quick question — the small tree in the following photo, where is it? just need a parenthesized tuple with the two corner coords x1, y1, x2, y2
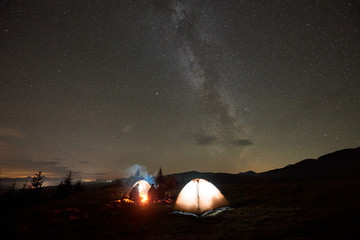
(74, 179, 84, 192)
(19, 181, 29, 192)
(30, 171, 45, 190)
(18, 181, 31, 201)
(6, 181, 16, 195)
(156, 167, 163, 186)
(63, 171, 73, 188)
(57, 171, 73, 195)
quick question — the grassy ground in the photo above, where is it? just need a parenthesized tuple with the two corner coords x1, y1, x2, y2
(1, 180, 359, 239)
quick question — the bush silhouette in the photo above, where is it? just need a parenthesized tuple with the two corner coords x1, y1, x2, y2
(6, 181, 16, 195)
(156, 167, 164, 186)
(30, 171, 45, 190)
(57, 171, 73, 195)
(74, 179, 84, 192)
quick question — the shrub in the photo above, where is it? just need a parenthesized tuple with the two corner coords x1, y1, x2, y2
(57, 172, 73, 195)
(30, 171, 45, 190)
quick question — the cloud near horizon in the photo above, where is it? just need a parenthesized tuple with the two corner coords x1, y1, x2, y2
(0, 157, 106, 178)
(0, 128, 25, 138)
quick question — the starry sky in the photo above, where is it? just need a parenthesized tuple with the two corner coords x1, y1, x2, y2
(1, 0, 359, 179)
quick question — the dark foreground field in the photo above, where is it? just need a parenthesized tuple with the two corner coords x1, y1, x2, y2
(1, 180, 360, 240)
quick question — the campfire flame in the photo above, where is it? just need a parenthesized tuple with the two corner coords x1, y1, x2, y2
(140, 194, 148, 203)
(132, 180, 151, 204)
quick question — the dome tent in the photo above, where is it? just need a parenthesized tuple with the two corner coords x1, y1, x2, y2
(174, 178, 230, 217)
(130, 180, 151, 202)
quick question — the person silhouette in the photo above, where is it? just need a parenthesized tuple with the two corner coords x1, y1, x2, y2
(147, 184, 157, 204)
(157, 184, 165, 201)
(129, 184, 140, 203)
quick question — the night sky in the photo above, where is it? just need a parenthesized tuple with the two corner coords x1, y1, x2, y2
(1, 0, 359, 179)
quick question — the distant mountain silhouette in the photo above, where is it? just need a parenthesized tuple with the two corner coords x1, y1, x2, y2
(260, 147, 360, 180)
(241, 170, 258, 176)
(169, 170, 259, 186)
(167, 147, 360, 184)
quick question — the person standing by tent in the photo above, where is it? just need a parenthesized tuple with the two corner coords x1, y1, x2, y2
(129, 183, 140, 203)
(147, 184, 157, 204)
(157, 184, 165, 202)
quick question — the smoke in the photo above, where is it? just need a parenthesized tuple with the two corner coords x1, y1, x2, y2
(124, 164, 155, 185)
(126, 164, 149, 177)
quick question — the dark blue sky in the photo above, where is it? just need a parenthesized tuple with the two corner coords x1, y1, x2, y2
(1, 0, 359, 179)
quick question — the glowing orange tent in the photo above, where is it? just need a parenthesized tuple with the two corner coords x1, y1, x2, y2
(130, 180, 151, 203)
(174, 178, 230, 217)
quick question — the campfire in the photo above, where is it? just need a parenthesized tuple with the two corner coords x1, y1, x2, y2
(112, 180, 174, 207)
(140, 194, 148, 203)
(135, 180, 150, 203)
(115, 194, 173, 206)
